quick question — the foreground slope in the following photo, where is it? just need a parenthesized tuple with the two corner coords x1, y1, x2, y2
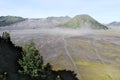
(62, 14, 108, 29)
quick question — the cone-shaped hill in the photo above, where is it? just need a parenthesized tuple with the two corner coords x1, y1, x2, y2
(62, 14, 108, 29)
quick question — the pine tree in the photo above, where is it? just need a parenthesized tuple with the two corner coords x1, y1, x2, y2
(2, 32, 10, 41)
(19, 40, 45, 79)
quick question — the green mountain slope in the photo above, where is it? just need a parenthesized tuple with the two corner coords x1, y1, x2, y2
(107, 21, 120, 27)
(0, 16, 26, 26)
(62, 14, 108, 29)
(46, 16, 71, 22)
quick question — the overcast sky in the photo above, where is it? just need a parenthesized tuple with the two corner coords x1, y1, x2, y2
(0, 0, 120, 23)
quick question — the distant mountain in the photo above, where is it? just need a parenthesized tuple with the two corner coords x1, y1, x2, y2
(107, 21, 120, 27)
(46, 16, 71, 24)
(0, 16, 26, 26)
(0, 16, 71, 30)
(0, 14, 108, 30)
(61, 14, 108, 29)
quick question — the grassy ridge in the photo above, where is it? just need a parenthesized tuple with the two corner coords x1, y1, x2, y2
(49, 54, 120, 80)
(0, 16, 25, 26)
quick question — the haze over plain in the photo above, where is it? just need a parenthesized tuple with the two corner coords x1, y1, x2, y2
(0, 0, 120, 23)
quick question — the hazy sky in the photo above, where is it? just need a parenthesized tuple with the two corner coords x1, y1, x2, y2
(0, 0, 120, 23)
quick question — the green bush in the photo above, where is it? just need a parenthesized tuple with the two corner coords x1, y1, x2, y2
(2, 32, 10, 41)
